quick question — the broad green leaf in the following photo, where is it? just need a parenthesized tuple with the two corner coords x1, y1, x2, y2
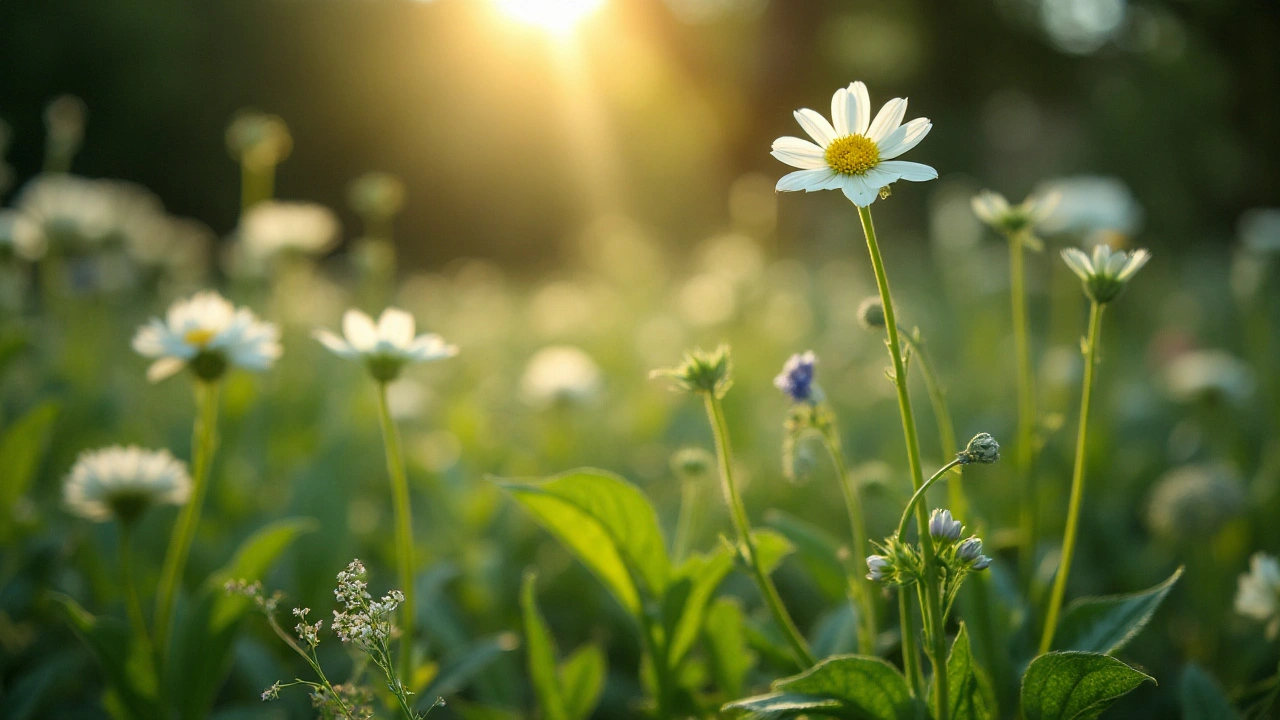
(667, 545, 734, 667)
(765, 509, 850, 602)
(521, 571, 568, 720)
(943, 624, 994, 720)
(752, 528, 796, 576)
(170, 518, 317, 720)
(704, 597, 753, 699)
(559, 644, 606, 720)
(773, 654, 919, 720)
(810, 602, 859, 658)
(499, 469, 670, 615)
(1053, 567, 1183, 655)
(51, 594, 161, 720)
(1021, 651, 1154, 720)
(0, 402, 59, 529)
(1179, 663, 1239, 720)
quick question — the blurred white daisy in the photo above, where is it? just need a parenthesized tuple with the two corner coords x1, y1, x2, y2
(0, 210, 48, 261)
(520, 345, 603, 408)
(1163, 349, 1256, 405)
(314, 307, 457, 382)
(1237, 552, 1280, 639)
(133, 290, 282, 382)
(232, 201, 339, 272)
(64, 446, 191, 524)
(1036, 175, 1143, 239)
(15, 175, 165, 252)
(971, 189, 1061, 246)
(1060, 243, 1151, 304)
(771, 81, 937, 206)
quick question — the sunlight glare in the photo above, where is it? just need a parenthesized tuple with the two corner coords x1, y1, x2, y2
(491, 0, 607, 36)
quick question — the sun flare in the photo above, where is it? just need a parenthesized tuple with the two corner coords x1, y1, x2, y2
(490, 0, 606, 36)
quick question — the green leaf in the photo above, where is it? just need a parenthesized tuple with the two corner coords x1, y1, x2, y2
(422, 633, 521, 701)
(723, 692, 846, 718)
(774, 655, 919, 720)
(1021, 651, 1154, 720)
(704, 597, 753, 700)
(765, 509, 850, 603)
(944, 624, 994, 720)
(1179, 663, 1239, 720)
(499, 469, 670, 616)
(0, 402, 59, 531)
(666, 545, 734, 667)
(521, 571, 568, 720)
(1052, 567, 1183, 655)
(559, 644, 606, 720)
(51, 594, 161, 720)
(170, 518, 317, 720)
(752, 528, 796, 576)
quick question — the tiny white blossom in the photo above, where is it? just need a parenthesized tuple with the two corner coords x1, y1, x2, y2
(1060, 243, 1151, 304)
(63, 446, 191, 524)
(519, 345, 603, 408)
(1237, 553, 1280, 639)
(314, 307, 457, 382)
(133, 290, 282, 382)
(771, 81, 937, 207)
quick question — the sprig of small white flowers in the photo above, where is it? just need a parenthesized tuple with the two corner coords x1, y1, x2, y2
(63, 446, 191, 524)
(314, 307, 457, 382)
(771, 81, 937, 206)
(133, 290, 281, 382)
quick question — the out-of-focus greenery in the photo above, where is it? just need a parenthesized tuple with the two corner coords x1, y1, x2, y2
(1, 1, 1279, 719)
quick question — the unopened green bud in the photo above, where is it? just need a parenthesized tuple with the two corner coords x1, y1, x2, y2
(650, 345, 733, 398)
(670, 447, 714, 480)
(857, 296, 886, 330)
(958, 432, 1000, 465)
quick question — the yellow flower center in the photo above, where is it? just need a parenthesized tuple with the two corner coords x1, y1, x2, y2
(184, 328, 216, 347)
(824, 134, 880, 176)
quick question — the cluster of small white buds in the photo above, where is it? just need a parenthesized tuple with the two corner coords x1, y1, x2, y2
(261, 680, 283, 702)
(224, 578, 283, 613)
(331, 559, 403, 652)
(293, 607, 323, 647)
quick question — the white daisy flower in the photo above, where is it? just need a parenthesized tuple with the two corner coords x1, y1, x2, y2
(64, 446, 191, 524)
(971, 189, 1061, 247)
(519, 345, 603, 408)
(1036, 175, 1143, 239)
(233, 201, 339, 272)
(132, 290, 282, 382)
(15, 175, 164, 252)
(1060, 243, 1151, 304)
(0, 210, 48, 261)
(1237, 552, 1280, 639)
(771, 81, 937, 207)
(314, 307, 457, 382)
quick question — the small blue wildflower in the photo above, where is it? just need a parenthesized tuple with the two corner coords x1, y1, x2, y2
(774, 351, 820, 403)
(956, 537, 984, 563)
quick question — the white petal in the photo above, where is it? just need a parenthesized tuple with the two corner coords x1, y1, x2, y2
(147, 358, 186, 383)
(313, 329, 359, 359)
(771, 137, 826, 170)
(777, 169, 838, 193)
(830, 87, 850, 136)
(407, 334, 459, 362)
(1061, 248, 1093, 280)
(342, 309, 378, 352)
(850, 82, 871, 135)
(1117, 249, 1151, 281)
(876, 118, 932, 160)
(794, 109, 837, 147)
(867, 98, 908, 143)
(377, 307, 416, 348)
(876, 160, 937, 182)
(971, 191, 1009, 224)
(840, 176, 881, 207)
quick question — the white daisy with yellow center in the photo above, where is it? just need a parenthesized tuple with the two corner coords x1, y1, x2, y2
(771, 81, 937, 207)
(314, 307, 458, 382)
(132, 290, 282, 382)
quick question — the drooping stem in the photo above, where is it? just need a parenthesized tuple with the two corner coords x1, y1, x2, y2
(154, 379, 221, 658)
(1039, 301, 1104, 654)
(817, 426, 878, 655)
(895, 459, 965, 541)
(672, 477, 699, 565)
(857, 205, 944, 714)
(117, 522, 152, 655)
(1008, 233, 1039, 589)
(703, 394, 816, 668)
(375, 382, 417, 683)
(901, 334, 965, 519)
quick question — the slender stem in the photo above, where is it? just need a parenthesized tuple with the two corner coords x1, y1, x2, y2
(1009, 234, 1039, 589)
(857, 205, 943, 713)
(240, 164, 274, 216)
(117, 522, 153, 656)
(375, 382, 417, 684)
(1039, 301, 1104, 654)
(895, 459, 965, 541)
(672, 478, 699, 565)
(154, 379, 220, 658)
(703, 394, 815, 668)
(900, 334, 964, 519)
(898, 592, 923, 694)
(817, 426, 878, 655)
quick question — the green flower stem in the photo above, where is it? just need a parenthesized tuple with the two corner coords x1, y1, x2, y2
(117, 522, 153, 656)
(816, 426, 878, 654)
(898, 592, 923, 693)
(154, 379, 221, 659)
(375, 381, 417, 684)
(240, 163, 274, 215)
(672, 477, 699, 565)
(703, 394, 816, 669)
(900, 334, 965, 519)
(894, 459, 965, 541)
(1008, 233, 1039, 588)
(856, 205, 946, 717)
(1039, 301, 1105, 655)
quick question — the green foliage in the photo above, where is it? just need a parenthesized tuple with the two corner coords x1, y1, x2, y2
(765, 509, 848, 603)
(1178, 663, 1239, 720)
(520, 571, 605, 720)
(704, 598, 753, 699)
(723, 654, 922, 719)
(1020, 652, 1154, 720)
(51, 594, 159, 720)
(0, 402, 59, 538)
(1051, 567, 1183, 655)
(941, 624, 995, 720)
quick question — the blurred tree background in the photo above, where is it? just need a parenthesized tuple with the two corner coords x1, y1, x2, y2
(2, 0, 1277, 271)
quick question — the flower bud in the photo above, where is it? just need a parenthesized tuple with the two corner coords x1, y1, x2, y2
(956, 537, 984, 563)
(650, 345, 733, 398)
(670, 447, 715, 481)
(929, 509, 962, 543)
(959, 432, 1000, 465)
(857, 296, 886, 330)
(867, 554, 893, 582)
(972, 555, 992, 571)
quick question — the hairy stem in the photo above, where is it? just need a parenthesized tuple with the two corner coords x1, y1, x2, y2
(376, 382, 417, 684)
(1039, 301, 1104, 654)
